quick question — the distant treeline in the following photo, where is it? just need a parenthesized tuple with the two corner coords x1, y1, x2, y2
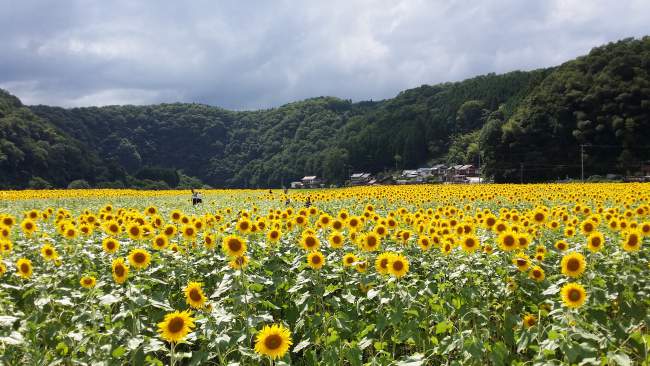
(1, 37, 649, 189)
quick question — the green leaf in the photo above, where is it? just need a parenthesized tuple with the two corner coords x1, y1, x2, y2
(111, 345, 126, 358)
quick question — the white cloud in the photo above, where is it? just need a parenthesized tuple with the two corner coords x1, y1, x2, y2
(0, 0, 648, 109)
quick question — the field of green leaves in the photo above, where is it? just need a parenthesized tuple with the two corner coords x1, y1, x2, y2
(0, 184, 648, 365)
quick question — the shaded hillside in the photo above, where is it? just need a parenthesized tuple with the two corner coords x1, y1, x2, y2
(481, 37, 650, 182)
(0, 36, 647, 188)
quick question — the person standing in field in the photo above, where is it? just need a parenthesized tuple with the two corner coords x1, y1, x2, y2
(191, 189, 203, 206)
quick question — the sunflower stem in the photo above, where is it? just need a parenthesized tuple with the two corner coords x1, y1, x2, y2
(170, 341, 176, 366)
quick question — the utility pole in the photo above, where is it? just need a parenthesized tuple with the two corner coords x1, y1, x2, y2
(520, 162, 524, 184)
(477, 140, 481, 183)
(580, 144, 585, 183)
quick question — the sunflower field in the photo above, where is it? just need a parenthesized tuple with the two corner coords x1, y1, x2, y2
(0, 184, 649, 365)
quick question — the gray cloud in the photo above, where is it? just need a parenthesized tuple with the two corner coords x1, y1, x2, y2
(0, 0, 648, 109)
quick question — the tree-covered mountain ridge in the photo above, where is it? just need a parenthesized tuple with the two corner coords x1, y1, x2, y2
(1, 36, 649, 189)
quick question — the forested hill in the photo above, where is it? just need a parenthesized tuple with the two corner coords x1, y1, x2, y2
(2, 37, 649, 189)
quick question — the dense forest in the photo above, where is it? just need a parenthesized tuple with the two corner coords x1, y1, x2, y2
(2, 37, 649, 189)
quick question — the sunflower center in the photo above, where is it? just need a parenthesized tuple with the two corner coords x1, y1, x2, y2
(114, 264, 125, 276)
(566, 258, 580, 271)
(366, 236, 377, 247)
(168, 317, 185, 333)
(504, 236, 515, 247)
(20, 263, 30, 273)
(156, 238, 165, 246)
(591, 237, 601, 247)
(403, 233, 410, 240)
(533, 270, 542, 278)
(264, 334, 283, 350)
(311, 255, 321, 264)
(84, 278, 92, 285)
(516, 258, 527, 266)
(133, 252, 146, 263)
(228, 239, 242, 252)
(534, 213, 544, 222)
(45, 248, 53, 256)
(465, 239, 475, 247)
(271, 231, 278, 239)
(240, 222, 249, 230)
(189, 288, 202, 302)
(627, 234, 639, 247)
(380, 258, 388, 268)
(130, 227, 140, 236)
(392, 260, 404, 271)
(346, 257, 355, 264)
(568, 289, 582, 302)
(305, 237, 316, 247)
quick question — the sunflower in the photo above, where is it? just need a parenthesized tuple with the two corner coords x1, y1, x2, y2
(254, 324, 293, 360)
(40, 244, 59, 261)
(621, 230, 642, 252)
(162, 224, 177, 237)
(375, 252, 392, 274)
(112, 258, 129, 284)
(498, 231, 518, 251)
(342, 253, 357, 267)
(222, 235, 247, 257)
(356, 260, 368, 273)
(170, 210, 182, 222)
(126, 223, 142, 240)
(1, 215, 15, 227)
(158, 310, 196, 343)
(586, 232, 604, 252)
(307, 251, 325, 270)
(560, 282, 587, 309)
(512, 253, 530, 272)
(328, 232, 344, 249)
(267, 229, 282, 243)
(0, 261, 6, 276)
(16, 258, 33, 279)
(128, 248, 152, 270)
(236, 218, 252, 233)
(99, 237, 119, 254)
(104, 220, 121, 236)
(528, 266, 545, 282)
(417, 236, 432, 251)
(152, 234, 169, 250)
(460, 234, 480, 253)
(80, 276, 96, 289)
(203, 233, 216, 250)
(561, 252, 586, 277)
(523, 314, 537, 328)
(517, 233, 531, 249)
(185, 282, 207, 309)
(181, 225, 196, 240)
(299, 233, 320, 252)
(20, 219, 37, 235)
(580, 220, 596, 235)
(388, 253, 409, 278)
(360, 232, 380, 252)
(229, 255, 249, 270)
(554, 240, 568, 251)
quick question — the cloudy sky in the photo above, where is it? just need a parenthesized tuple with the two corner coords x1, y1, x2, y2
(0, 0, 648, 110)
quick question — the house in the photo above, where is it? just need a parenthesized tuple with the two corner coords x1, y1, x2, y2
(431, 164, 447, 176)
(401, 170, 419, 179)
(290, 181, 304, 189)
(301, 176, 323, 188)
(350, 173, 373, 186)
(416, 167, 434, 177)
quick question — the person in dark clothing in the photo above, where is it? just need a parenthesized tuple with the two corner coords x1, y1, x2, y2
(191, 189, 203, 205)
(305, 196, 311, 208)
